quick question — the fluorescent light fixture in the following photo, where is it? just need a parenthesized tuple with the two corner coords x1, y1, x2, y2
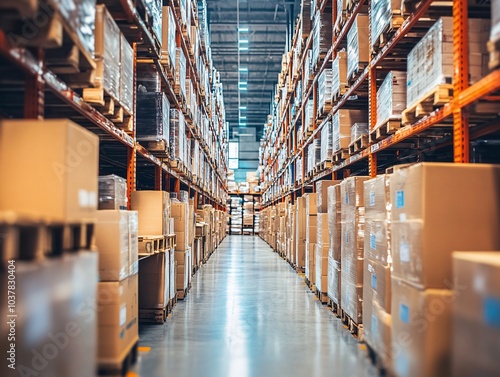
(238, 39, 249, 44)
(238, 46, 249, 51)
(239, 123, 246, 126)
(238, 27, 249, 32)
(239, 81, 247, 85)
(239, 116, 247, 120)
(239, 106, 247, 110)
(239, 67, 248, 72)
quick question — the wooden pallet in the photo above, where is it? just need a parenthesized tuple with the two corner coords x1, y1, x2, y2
(402, 84, 453, 125)
(98, 339, 139, 375)
(177, 286, 189, 300)
(295, 266, 305, 274)
(332, 149, 349, 162)
(371, 13, 405, 54)
(348, 62, 368, 84)
(139, 306, 168, 324)
(318, 160, 332, 172)
(140, 139, 169, 159)
(348, 135, 369, 155)
(341, 310, 363, 341)
(327, 298, 342, 318)
(315, 288, 328, 304)
(488, 37, 500, 70)
(332, 85, 349, 103)
(138, 235, 174, 256)
(83, 87, 133, 131)
(369, 119, 402, 142)
(0, 216, 96, 265)
(305, 278, 316, 292)
(166, 234, 177, 249)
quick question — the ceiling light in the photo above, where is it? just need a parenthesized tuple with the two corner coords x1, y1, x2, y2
(239, 106, 247, 110)
(239, 67, 248, 72)
(238, 27, 249, 32)
(239, 39, 249, 44)
(239, 81, 247, 85)
(239, 116, 247, 120)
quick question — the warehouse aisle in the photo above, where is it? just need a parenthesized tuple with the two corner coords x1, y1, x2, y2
(136, 236, 375, 377)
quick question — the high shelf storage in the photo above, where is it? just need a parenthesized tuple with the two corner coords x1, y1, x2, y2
(0, 0, 228, 209)
(260, 0, 500, 206)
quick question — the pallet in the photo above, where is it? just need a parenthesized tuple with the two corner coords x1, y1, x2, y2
(139, 306, 168, 323)
(369, 119, 402, 142)
(327, 298, 342, 318)
(305, 278, 316, 292)
(295, 266, 305, 274)
(348, 62, 368, 84)
(402, 84, 453, 125)
(348, 135, 369, 155)
(0, 217, 95, 265)
(366, 342, 390, 375)
(98, 339, 139, 375)
(332, 149, 349, 163)
(140, 139, 169, 159)
(82, 87, 133, 131)
(371, 13, 405, 55)
(332, 85, 349, 103)
(317, 160, 332, 172)
(488, 37, 500, 70)
(315, 288, 328, 304)
(341, 310, 363, 341)
(177, 286, 189, 300)
(138, 235, 167, 256)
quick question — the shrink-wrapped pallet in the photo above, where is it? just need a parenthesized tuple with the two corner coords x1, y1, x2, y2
(120, 34, 134, 114)
(98, 175, 128, 210)
(318, 68, 333, 115)
(375, 71, 406, 129)
(350, 122, 369, 143)
(320, 120, 333, 163)
(347, 14, 370, 81)
(170, 109, 186, 163)
(370, 0, 403, 49)
(144, 0, 162, 42)
(331, 51, 348, 102)
(136, 92, 170, 143)
(332, 110, 367, 152)
(162, 6, 177, 69)
(312, 6, 333, 69)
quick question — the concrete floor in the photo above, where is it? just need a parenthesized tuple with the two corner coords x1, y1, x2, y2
(135, 236, 377, 377)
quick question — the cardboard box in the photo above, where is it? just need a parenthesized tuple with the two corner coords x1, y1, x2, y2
(306, 215, 318, 244)
(128, 211, 139, 276)
(316, 213, 330, 247)
(452, 252, 500, 377)
(97, 274, 138, 365)
(296, 240, 306, 268)
(327, 256, 341, 305)
(364, 258, 391, 313)
(364, 218, 390, 266)
(305, 193, 318, 216)
(175, 250, 187, 266)
(0, 119, 99, 223)
(95, 210, 130, 281)
(391, 278, 453, 377)
(316, 180, 341, 213)
(0, 253, 98, 377)
(131, 191, 170, 236)
(364, 300, 392, 369)
(391, 163, 500, 289)
(169, 250, 175, 300)
(139, 253, 169, 308)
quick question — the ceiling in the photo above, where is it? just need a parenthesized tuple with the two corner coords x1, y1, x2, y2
(207, 0, 301, 141)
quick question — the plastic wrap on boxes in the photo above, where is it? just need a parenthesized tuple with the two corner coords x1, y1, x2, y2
(320, 120, 333, 163)
(95, 5, 120, 99)
(170, 109, 186, 162)
(371, 0, 402, 48)
(301, 0, 312, 37)
(318, 69, 333, 114)
(179, 190, 189, 203)
(57, 0, 96, 57)
(143, 0, 162, 42)
(162, 6, 177, 68)
(312, 7, 333, 68)
(327, 184, 341, 261)
(0, 254, 97, 377)
(136, 92, 170, 142)
(341, 176, 369, 222)
(332, 110, 367, 152)
(331, 50, 348, 101)
(347, 14, 370, 81)
(407, 17, 490, 108)
(350, 122, 369, 142)
(99, 175, 128, 210)
(492, 0, 500, 44)
(375, 71, 406, 129)
(327, 257, 341, 305)
(363, 300, 392, 368)
(120, 34, 134, 114)
(137, 64, 160, 92)
(176, 48, 187, 99)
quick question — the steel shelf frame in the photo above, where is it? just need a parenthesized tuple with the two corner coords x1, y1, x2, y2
(0, 1, 228, 211)
(261, 0, 500, 207)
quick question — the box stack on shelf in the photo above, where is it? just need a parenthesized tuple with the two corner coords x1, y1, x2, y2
(229, 196, 243, 235)
(305, 193, 317, 288)
(0, 0, 231, 372)
(327, 184, 342, 312)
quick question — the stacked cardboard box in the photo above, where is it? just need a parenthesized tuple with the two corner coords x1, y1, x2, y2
(172, 201, 191, 297)
(332, 110, 367, 153)
(340, 176, 369, 325)
(315, 181, 340, 293)
(95, 210, 139, 368)
(305, 193, 317, 286)
(390, 163, 500, 377)
(347, 14, 369, 81)
(287, 204, 297, 265)
(362, 175, 392, 368)
(295, 197, 307, 269)
(327, 184, 342, 307)
(375, 71, 406, 130)
(452, 252, 500, 377)
(0, 119, 99, 377)
(131, 191, 173, 310)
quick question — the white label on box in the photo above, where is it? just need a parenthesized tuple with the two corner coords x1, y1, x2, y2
(400, 241, 410, 263)
(369, 191, 375, 207)
(399, 213, 407, 222)
(120, 305, 127, 327)
(78, 189, 90, 208)
(371, 314, 378, 336)
(89, 191, 97, 208)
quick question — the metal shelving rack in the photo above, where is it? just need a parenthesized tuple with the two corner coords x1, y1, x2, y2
(0, 0, 228, 210)
(261, 0, 500, 207)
